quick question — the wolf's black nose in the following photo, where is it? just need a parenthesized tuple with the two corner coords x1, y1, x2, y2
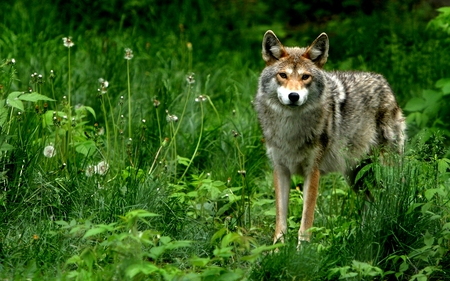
(288, 92, 299, 102)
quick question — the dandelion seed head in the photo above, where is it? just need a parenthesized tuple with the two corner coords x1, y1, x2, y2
(195, 95, 207, 102)
(153, 99, 160, 108)
(43, 144, 56, 158)
(98, 78, 109, 94)
(62, 37, 74, 48)
(186, 73, 195, 84)
(85, 165, 96, 177)
(124, 48, 134, 60)
(7, 58, 16, 65)
(238, 170, 246, 177)
(166, 114, 178, 123)
(96, 161, 109, 176)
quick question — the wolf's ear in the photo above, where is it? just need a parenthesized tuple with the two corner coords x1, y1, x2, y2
(303, 33, 329, 68)
(262, 30, 287, 64)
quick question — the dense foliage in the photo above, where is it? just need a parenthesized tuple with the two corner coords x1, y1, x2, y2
(1, 0, 450, 280)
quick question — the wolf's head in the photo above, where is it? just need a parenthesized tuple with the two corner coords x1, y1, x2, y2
(259, 31, 329, 108)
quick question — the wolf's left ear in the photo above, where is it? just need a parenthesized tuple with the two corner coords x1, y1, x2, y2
(303, 33, 329, 68)
(262, 30, 287, 65)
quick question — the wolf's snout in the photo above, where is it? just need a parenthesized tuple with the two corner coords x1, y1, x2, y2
(288, 92, 300, 102)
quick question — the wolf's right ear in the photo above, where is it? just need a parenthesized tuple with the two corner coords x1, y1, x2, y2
(262, 30, 287, 65)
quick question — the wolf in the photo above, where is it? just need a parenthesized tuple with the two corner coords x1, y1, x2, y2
(254, 30, 406, 246)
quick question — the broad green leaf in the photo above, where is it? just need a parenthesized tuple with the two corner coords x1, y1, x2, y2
(75, 105, 96, 119)
(216, 203, 232, 217)
(149, 245, 166, 259)
(435, 77, 450, 88)
(19, 92, 55, 102)
(211, 228, 227, 244)
(83, 227, 108, 238)
(126, 209, 160, 219)
(399, 261, 409, 272)
(403, 97, 426, 112)
(422, 89, 442, 105)
(341, 272, 358, 278)
(213, 246, 234, 258)
(442, 83, 450, 95)
(6, 92, 24, 111)
(177, 155, 190, 166)
(164, 240, 191, 250)
(354, 163, 372, 183)
(65, 255, 82, 265)
(423, 230, 434, 247)
(424, 188, 447, 201)
(83, 224, 115, 238)
(1, 142, 14, 151)
(54, 220, 69, 227)
(126, 262, 159, 278)
(438, 159, 449, 174)
(75, 140, 97, 157)
(159, 236, 172, 245)
(437, 6, 450, 13)
(189, 256, 211, 267)
(241, 244, 283, 262)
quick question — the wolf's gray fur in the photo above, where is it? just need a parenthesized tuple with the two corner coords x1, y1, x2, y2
(255, 30, 406, 244)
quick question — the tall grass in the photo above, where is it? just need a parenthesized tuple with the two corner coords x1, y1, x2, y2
(1, 0, 450, 280)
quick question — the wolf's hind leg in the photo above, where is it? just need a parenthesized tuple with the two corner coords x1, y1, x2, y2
(346, 158, 374, 202)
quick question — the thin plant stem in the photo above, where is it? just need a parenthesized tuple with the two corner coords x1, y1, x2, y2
(68, 48, 71, 108)
(101, 95, 111, 160)
(179, 101, 203, 182)
(205, 95, 221, 123)
(156, 107, 162, 143)
(65, 47, 72, 165)
(148, 142, 164, 175)
(163, 83, 192, 161)
(233, 134, 249, 227)
(127, 59, 132, 139)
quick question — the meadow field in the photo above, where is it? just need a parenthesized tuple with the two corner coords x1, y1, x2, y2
(1, 0, 450, 280)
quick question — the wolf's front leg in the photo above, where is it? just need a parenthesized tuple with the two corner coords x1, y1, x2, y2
(273, 165, 291, 244)
(298, 167, 320, 244)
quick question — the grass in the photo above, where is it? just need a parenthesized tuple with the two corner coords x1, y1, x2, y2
(1, 0, 450, 280)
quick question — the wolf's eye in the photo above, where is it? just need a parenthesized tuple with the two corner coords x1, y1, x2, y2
(301, 74, 311, 80)
(279, 73, 288, 79)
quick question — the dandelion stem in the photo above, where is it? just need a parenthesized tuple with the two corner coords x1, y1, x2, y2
(180, 101, 203, 182)
(68, 48, 71, 108)
(206, 95, 221, 123)
(156, 107, 162, 143)
(163, 83, 192, 162)
(101, 95, 111, 159)
(127, 59, 132, 139)
(148, 142, 164, 175)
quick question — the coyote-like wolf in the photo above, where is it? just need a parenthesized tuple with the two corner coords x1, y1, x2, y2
(254, 30, 406, 245)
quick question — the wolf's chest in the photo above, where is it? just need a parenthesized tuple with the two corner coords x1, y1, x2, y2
(263, 116, 320, 175)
